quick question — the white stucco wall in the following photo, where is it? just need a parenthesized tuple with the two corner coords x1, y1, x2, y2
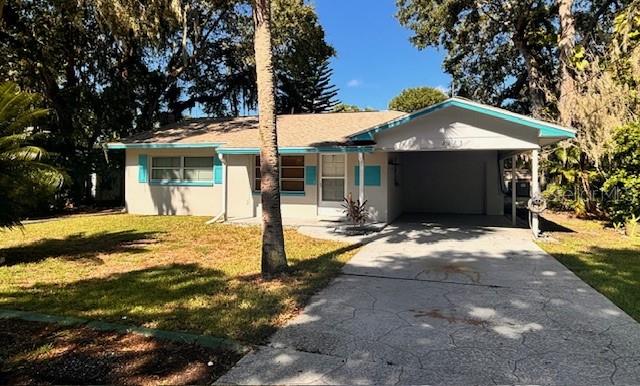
(346, 152, 389, 223)
(399, 150, 503, 215)
(125, 148, 221, 216)
(375, 106, 540, 152)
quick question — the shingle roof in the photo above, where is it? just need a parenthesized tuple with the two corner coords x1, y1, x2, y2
(113, 111, 406, 148)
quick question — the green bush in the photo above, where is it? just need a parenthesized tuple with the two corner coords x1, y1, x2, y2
(603, 123, 640, 223)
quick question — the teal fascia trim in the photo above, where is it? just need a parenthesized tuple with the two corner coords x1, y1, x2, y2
(150, 180, 214, 187)
(107, 142, 223, 149)
(354, 165, 381, 186)
(218, 146, 374, 155)
(305, 166, 317, 185)
(252, 191, 305, 196)
(349, 98, 575, 141)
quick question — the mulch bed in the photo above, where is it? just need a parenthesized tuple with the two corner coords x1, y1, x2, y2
(0, 318, 242, 385)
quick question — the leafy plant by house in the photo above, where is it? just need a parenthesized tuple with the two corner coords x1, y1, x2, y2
(0, 82, 63, 228)
(342, 193, 368, 225)
(603, 123, 640, 224)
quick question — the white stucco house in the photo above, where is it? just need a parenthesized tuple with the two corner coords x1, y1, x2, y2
(107, 97, 574, 234)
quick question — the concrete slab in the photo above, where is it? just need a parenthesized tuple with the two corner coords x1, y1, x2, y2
(217, 215, 640, 385)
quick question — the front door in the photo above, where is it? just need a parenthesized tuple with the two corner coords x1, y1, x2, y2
(318, 154, 346, 218)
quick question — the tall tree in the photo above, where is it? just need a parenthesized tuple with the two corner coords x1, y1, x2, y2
(395, 0, 626, 118)
(253, 0, 287, 274)
(278, 58, 339, 113)
(557, 0, 577, 126)
(1, 0, 336, 209)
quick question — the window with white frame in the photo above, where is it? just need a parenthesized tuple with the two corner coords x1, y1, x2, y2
(254, 155, 305, 192)
(151, 156, 214, 183)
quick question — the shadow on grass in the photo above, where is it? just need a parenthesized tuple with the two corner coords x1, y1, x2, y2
(539, 215, 575, 233)
(551, 246, 640, 322)
(0, 242, 357, 343)
(0, 230, 161, 266)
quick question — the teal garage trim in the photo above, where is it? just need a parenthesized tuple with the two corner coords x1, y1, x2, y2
(349, 97, 576, 141)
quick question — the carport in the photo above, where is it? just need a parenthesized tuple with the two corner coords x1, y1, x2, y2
(348, 98, 576, 235)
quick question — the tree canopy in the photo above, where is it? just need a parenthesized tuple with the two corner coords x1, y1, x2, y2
(0, 0, 339, 207)
(388, 86, 447, 113)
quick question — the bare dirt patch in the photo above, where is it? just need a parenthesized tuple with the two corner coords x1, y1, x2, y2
(0, 318, 242, 385)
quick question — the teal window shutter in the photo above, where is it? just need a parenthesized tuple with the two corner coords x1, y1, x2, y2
(213, 156, 223, 184)
(305, 166, 317, 185)
(354, 165, 381, 186)
(138, 154, 148, 183)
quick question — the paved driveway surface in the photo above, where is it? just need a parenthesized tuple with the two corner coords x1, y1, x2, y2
(218, 216, 640, 385)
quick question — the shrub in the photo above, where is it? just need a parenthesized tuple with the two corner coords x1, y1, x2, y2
(603, 123, 640, 223)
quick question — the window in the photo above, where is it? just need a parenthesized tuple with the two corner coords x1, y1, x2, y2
(321, 154, 345, 202)
(151, 157, 181, 181)
(151, 156, 214, 183)
(255, 155, 305, 192)
(184, 157, 214, 182)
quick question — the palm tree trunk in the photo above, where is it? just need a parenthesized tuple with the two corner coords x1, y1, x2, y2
(558, 0, 576, 127)
(253, 0, 287, 275)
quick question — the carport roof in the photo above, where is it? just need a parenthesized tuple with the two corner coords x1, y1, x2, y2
(348, 97, 576, 141)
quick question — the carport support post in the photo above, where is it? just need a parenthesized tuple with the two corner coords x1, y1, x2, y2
(358, 152, 365, 205)
(531, 149, 540, 237)
(512, 155, 517, 225)
(219, 153, 227, 221)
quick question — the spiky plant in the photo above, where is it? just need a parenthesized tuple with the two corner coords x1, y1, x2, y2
(0, 82, 63, 228)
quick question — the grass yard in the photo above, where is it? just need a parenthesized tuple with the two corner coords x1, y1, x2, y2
(0, 214, 359, 344)
(538, 212, 640, 322)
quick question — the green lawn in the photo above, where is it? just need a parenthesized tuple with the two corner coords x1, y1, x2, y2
(0, 214, 359, 343)
(538, 212, 640, 322)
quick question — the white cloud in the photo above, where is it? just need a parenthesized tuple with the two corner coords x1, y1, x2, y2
(347, 79, 363, 88)
(435, 85, 450, 96)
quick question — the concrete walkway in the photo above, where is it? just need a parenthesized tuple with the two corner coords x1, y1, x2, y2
(218, 216, 640, 385)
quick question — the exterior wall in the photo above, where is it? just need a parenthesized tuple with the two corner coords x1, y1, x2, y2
(125, 148, 221, 216)
(346, 152, 389, 223)
(399, 150, 503, 215)
(375, 106, 540, 152)
(226, 154, 254, 219)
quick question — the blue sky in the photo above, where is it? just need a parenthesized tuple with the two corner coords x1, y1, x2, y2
(313, 0, 451, 111)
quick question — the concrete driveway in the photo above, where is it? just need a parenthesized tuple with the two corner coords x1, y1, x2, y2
(218, 215, 640, 385)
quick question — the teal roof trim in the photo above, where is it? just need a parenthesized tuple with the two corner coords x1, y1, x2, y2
(350, 98, 576, 141)
(217, 146, 375, 155)
(107, 142, 223, 149)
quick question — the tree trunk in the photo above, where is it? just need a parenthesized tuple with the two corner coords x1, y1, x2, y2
(514, 38, 547, 118)
(557, 0, 576, 127)
(253, 0, 287, 275)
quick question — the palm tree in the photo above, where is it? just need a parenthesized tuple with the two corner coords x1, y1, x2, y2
(253, 0, 287, 274)
(0, 82, 63, 228)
